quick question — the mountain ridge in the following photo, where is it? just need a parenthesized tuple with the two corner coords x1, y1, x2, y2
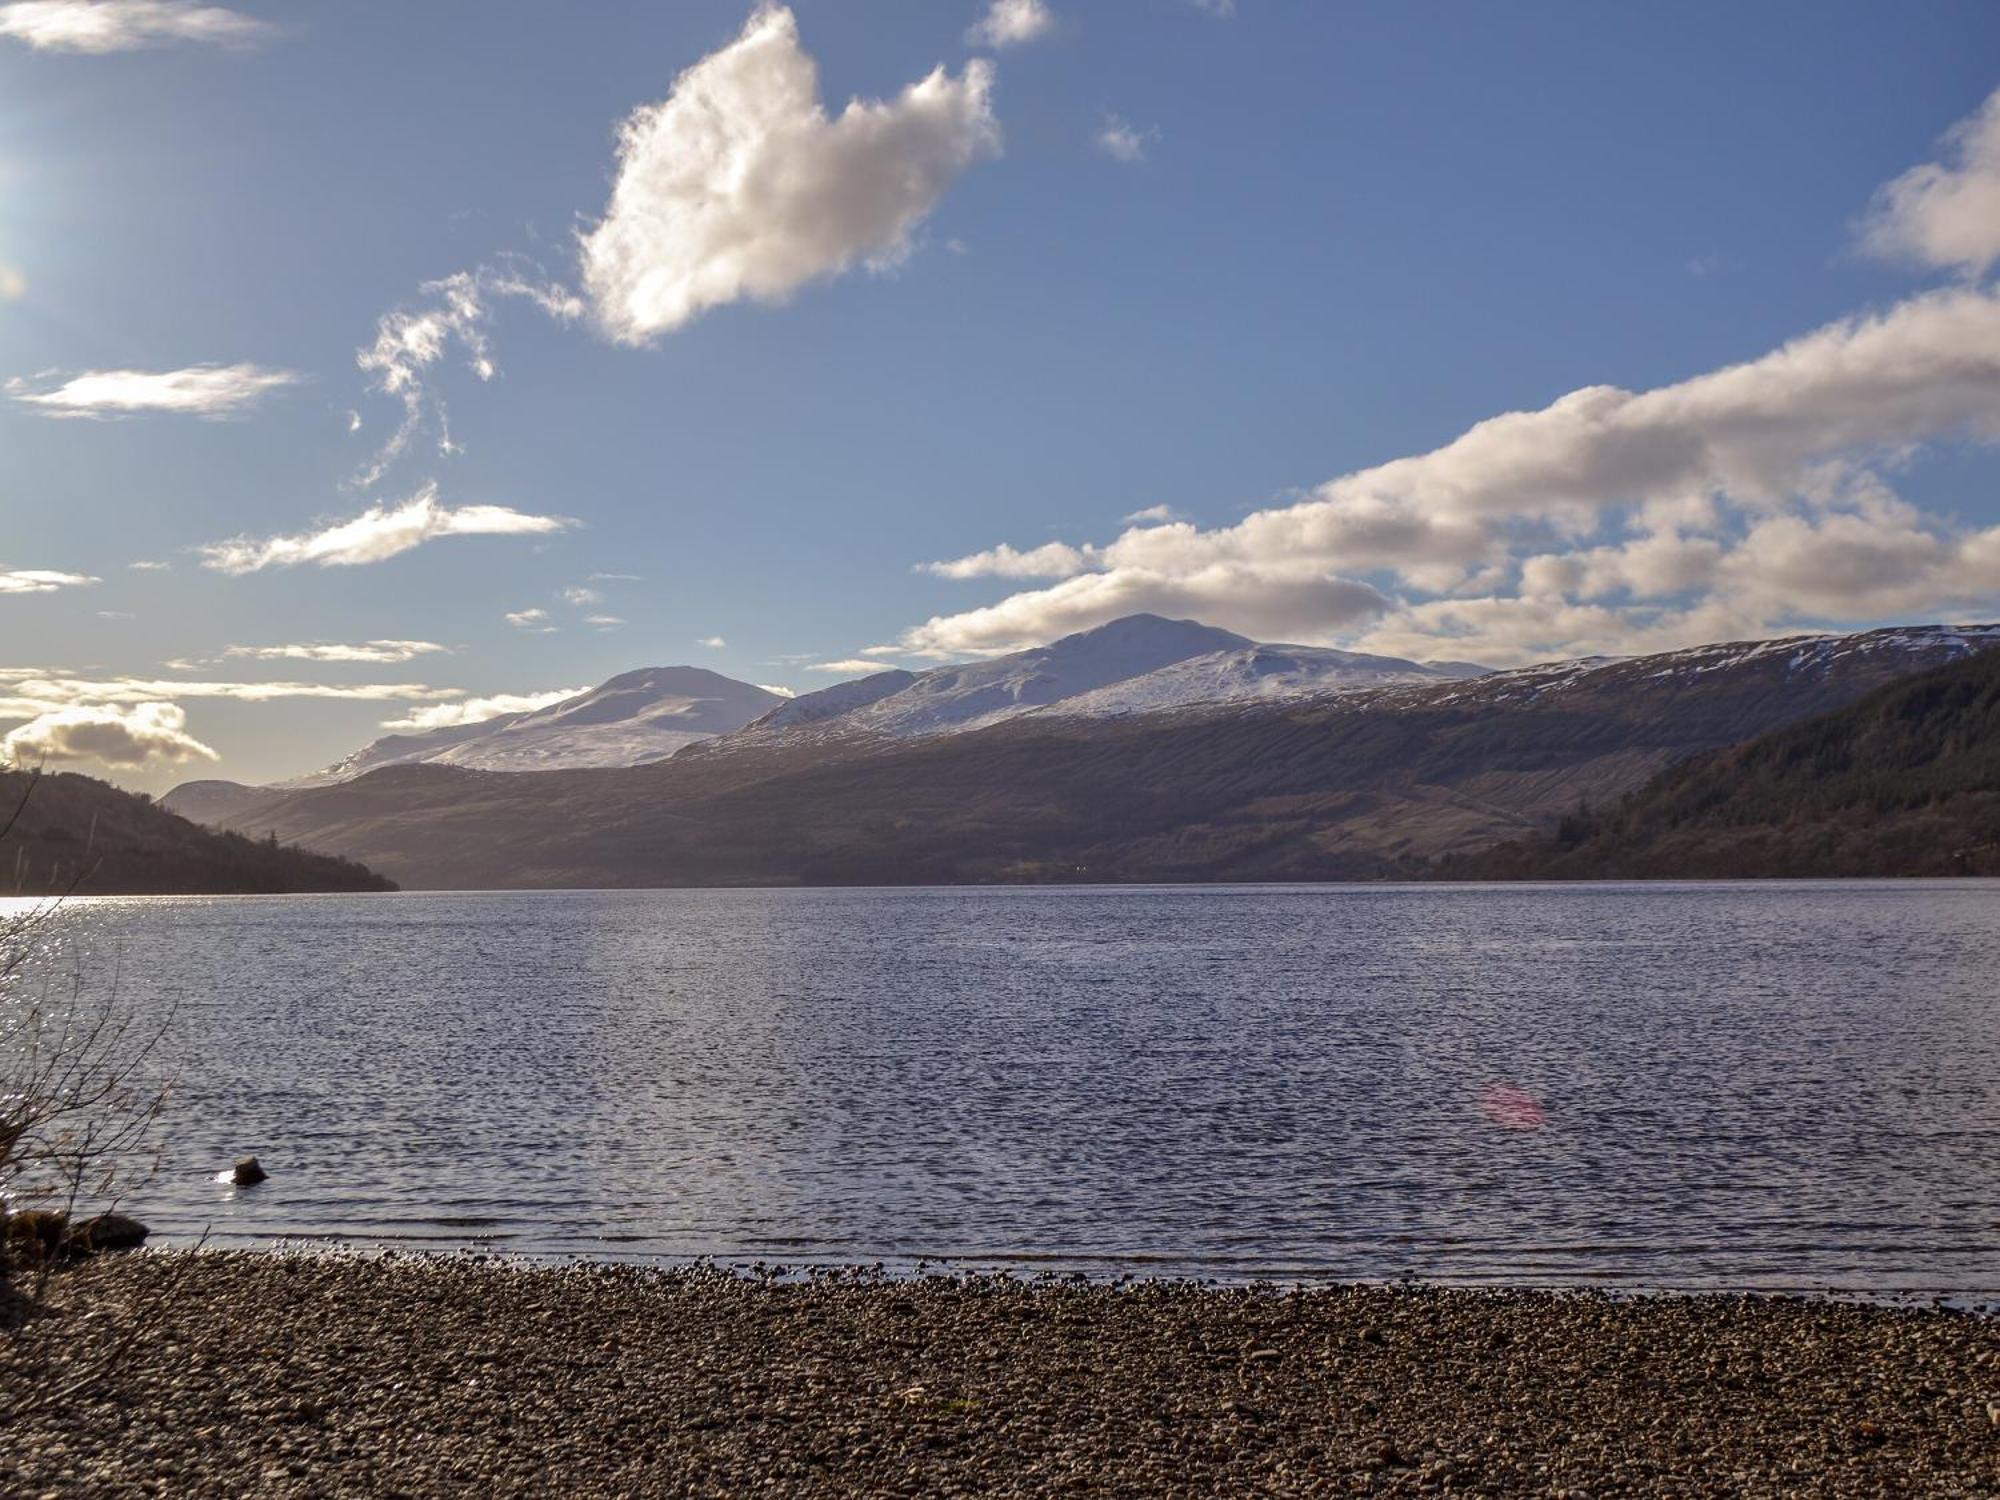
(162, 618, 2000, 889)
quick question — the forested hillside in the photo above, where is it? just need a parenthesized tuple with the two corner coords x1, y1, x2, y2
(1445, 649, 2000, 879)
(0, 770, 395, 895)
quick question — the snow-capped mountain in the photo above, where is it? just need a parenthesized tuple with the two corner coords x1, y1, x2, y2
(285, 667, 786, 785)
(720, 615, 1477, 750)
(1043, 641, 1486, 719)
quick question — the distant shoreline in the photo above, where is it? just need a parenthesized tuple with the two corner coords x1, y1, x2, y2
(6, 1252, 1993, 1495)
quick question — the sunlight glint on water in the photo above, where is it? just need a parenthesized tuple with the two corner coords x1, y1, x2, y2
(7, 882, 1998, 1295)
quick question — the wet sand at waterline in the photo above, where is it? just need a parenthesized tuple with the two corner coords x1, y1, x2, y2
(4, 1252, 1995, 1497)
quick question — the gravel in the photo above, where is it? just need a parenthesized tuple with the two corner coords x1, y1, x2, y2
(1, 1251, 1995, 1496)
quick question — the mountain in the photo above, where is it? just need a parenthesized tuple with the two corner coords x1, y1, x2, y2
(0, 770, 393, 895)
(164, 618, 2000, 889)
(1440, 646, 2000, 879)
(710, 614, 1471, 752)
(282, 667, 788, 786)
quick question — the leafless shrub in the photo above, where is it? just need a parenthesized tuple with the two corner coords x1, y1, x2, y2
(0, 773, 174, 1302)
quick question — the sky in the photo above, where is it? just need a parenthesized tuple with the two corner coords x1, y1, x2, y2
(2, 0, 1999, 789)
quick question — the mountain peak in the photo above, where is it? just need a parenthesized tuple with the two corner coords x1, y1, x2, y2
(1048, 614, 1251, 656)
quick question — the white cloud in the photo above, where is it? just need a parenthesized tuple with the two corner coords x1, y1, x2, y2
(579, 6, 1000, 346)
(7, 363, 300, 419)
(902, 284, 2000, 660)
(967, 0, 1053, 49)
(0, 670, 459, 715)
(921, 540, 1097, 579)
(505, 608, 554, 631)
(380, 689, 584, 733)
(561, 585, 602, 606)
(1095, 114, 1152, 165)
(755, 683, 797, 698)
(809, 658, 896, 674)
(588, 571, 643, 582)
(0, 569, 97, 594)
(697, 635, 727, 648)
(127, 559, 171, 572)
(0, 0, 271, 52)
(584, 614, 624, 630)
(199, 484, 572, 574)
(1860, 86, 2000, 277)
(0, 702, 215, 770)
(217, 640, 449, 665)
(1123, 503, 1181, 524)
(1189, 0, 1234, 15)
(355, 263, 581, 485)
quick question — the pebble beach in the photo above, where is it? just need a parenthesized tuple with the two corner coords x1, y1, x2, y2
(2, 1252, 1996, 1497)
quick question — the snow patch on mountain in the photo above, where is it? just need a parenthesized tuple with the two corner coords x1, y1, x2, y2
(285, 667, 785, 784)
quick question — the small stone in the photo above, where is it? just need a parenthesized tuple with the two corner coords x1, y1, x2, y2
(1245, 1348, 1281, 1364)
(231, 1157, 268, 1187)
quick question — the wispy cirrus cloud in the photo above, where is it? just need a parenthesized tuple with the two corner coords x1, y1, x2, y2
(967, 0, 1053, 49)
(6, 363, 300, 419)
(809, 658, 898, 675)
(1095, 114, 1154, 165)
(380, 688, 584, 733)
(198, 484, 572, 574)
(354, 263, 580, 486)
(0, 568, 97, 594)
(0, 0, 272, 52)
(504, 608, 555, 632)
(0, 669, 460, 715)
(578, 5, 1000, 346)
(215, 640, 451, 665)
(0, 702, 215, 769)
(1860, 85, 2000, 277)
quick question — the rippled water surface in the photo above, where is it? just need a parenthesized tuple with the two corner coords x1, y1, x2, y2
(7, 883, 1999, 1294)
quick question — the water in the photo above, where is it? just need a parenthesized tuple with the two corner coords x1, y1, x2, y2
(5, 883, 1998, 1296)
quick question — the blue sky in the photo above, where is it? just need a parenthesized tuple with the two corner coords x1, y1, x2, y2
(2, 0, 1999, 786)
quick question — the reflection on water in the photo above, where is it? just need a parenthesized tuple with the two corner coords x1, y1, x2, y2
(5, 882, 1999, 1294)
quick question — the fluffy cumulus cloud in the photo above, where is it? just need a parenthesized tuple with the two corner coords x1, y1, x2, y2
(579, 5, 1000, 346)
(902, 284, 2000, 663)
(7, 364, 300, 419)
(967, 0, 1053, 49)
(505, 608, 554, 631)
(921, 540, 1096, 579)
(198, 484, 571, 574)
(1861, 86, 2000, 277)
(0, 568, 97, 594)
(0, 0, 270, 52)
(380, 689, 584, 733)
(1, 702, 216, 769)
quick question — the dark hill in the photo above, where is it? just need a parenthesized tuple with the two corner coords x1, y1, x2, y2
(0, 770, 395, 895)
(1444, 648, 2000, 879)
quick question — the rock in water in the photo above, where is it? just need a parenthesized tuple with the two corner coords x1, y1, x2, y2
(68, 1213, 149, 1252)
(232, 1157, 268, 1186)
